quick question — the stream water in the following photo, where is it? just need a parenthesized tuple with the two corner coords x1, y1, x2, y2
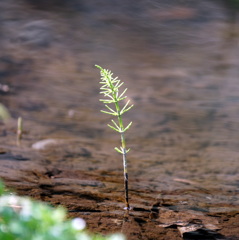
(1, 0, 239, 239)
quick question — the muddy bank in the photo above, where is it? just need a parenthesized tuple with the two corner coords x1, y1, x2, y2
(1, 140, 239, 239)
(1, 0, 239, 239)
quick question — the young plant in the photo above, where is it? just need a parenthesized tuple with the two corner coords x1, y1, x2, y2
(17, 116, 23, 146)
(96, 65, 133, 210)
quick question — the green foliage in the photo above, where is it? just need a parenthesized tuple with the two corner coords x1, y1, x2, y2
(96, 65, 133, 210)
(227, 0, 239, 8)
(0, 103, 11, 122)
(96, 65, 133, 154)
(0, 181, 7, 196)
(0, 181, 125, 240)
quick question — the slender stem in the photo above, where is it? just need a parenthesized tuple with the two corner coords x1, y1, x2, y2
(17, 117, 23, 146)
(115, 102, 130, 209)
(121, 132, 130, 210)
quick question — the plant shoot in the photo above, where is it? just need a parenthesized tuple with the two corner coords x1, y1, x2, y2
(96, 65, 133, 210)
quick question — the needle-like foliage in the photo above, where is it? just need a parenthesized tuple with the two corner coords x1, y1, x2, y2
(96, 65, 133, 210)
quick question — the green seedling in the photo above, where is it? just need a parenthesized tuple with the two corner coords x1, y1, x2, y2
(0, 103, 11, 122)
(96, 65, 133, 210)
(17, 117, 23, 146)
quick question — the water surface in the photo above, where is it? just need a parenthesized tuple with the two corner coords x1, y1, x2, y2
(1, 0, 239, 238)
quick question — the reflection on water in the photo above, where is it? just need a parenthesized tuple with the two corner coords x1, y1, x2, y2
(1, 0, 239, 209)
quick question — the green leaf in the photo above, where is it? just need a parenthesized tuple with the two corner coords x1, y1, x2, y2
(99, 99, 114, 104)
(101, 110, 117, 116)
(115, 81, 124, 89)
(120, 100, 130, 114)
(105, 105, 117, 114)
(118, 88, 127, 100)
(105, 93, 114, 99)
(111, 119, 120, 129)
(108, 124, 121, 132)
(115, 147, 123, 154)
(95, 64, 103, 70)
(123, 121, 133, 132)
(121, 104, 134, 114)
(118, 97, 127, 103)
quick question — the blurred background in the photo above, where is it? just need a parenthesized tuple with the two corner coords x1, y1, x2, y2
(0, 0, 239, 204)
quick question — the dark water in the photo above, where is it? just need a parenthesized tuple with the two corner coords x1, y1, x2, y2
(1, 0, 239, 223)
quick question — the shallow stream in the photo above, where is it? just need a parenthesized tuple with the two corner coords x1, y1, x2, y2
(1, 0, 239, 239)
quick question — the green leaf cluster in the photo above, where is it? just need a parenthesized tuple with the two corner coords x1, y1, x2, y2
(0, 181, 126, 240)
(96, 65, 133, 134)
